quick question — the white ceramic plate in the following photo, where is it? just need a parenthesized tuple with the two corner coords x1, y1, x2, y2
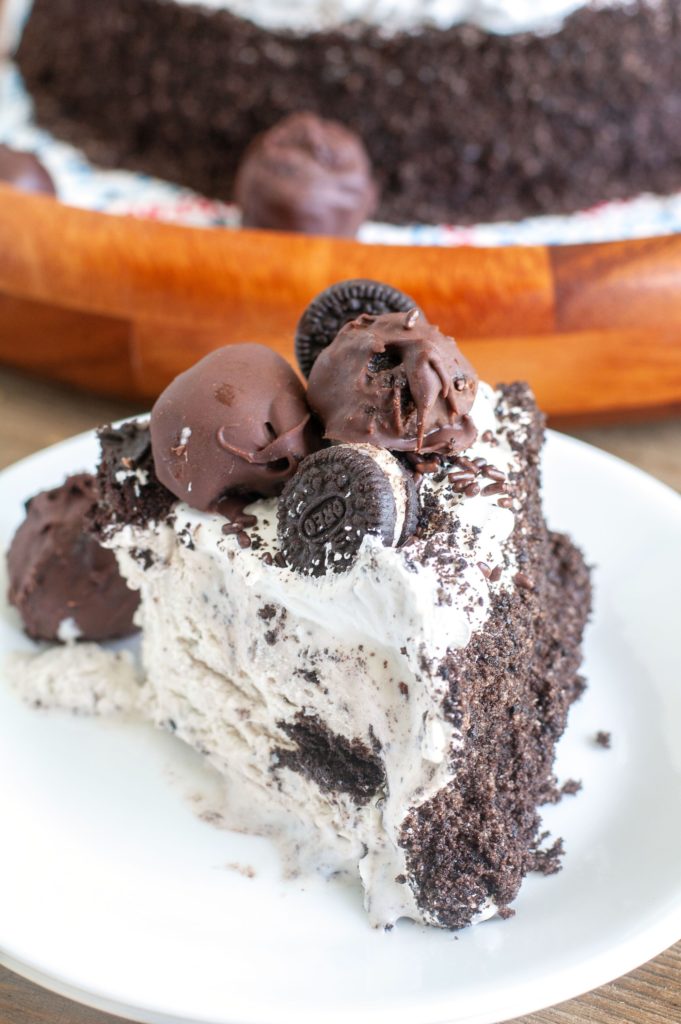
(1, 428, 680, 1024)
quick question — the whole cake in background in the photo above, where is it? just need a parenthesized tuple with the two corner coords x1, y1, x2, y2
(234, 112, 378, 236)
(10, 0, 681, 224)
(6, 279, 592, 929)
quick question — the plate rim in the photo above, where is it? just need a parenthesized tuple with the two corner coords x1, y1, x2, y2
(1, 426, 681, 1024)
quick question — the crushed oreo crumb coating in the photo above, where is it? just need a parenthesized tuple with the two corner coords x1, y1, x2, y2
(399, 384, 592, 928)
(91, 421, 175, 537)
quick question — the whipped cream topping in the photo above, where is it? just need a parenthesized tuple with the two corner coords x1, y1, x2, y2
(3, 0, 622, 47)
(193, 0, 612, 36)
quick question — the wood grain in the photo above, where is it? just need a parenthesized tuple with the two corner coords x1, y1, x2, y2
(0, 187, 553, 334)
(3, 186, 681, 419)
(0, 293, 134, 394)
(551, 236, 681, 332)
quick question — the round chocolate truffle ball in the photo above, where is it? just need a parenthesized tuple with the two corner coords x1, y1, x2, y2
(307, 308, 478, 455)
(0, 144, 55, 196)
(6, 474, 139, 643)
(150, 344, 320, 510)
(234, 112, 378, 237)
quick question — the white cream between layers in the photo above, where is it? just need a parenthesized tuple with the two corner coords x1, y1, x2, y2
(95, 382, 527, 927)
(188, 0, 620, 36)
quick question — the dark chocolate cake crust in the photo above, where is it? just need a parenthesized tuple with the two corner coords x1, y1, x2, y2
(92, 421, 175, 534)
(17, 0, 681, 224)
(400, 384, 591, 927)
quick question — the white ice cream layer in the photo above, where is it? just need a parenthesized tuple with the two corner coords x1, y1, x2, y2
(89, 382, 528, 927)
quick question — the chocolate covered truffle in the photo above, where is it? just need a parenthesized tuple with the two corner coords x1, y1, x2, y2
(150, 344, 320, 510)
(7, 474, 139, 642)
(307, 309, 478, 454)
(0, 144, 55, 195)
(234, 112, 378, 237)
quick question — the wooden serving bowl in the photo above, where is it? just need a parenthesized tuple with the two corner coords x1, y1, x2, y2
(1, 183, 681, 422)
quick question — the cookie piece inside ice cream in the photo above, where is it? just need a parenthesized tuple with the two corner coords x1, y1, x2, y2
(6, 473, 139, 642)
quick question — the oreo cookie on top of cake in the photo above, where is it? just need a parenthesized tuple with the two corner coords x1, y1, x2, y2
(8, 279, 591, 928)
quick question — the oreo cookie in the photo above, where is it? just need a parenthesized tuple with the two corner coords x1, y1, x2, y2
(277, 444, 418, 576)
(295, 279, 419, 378)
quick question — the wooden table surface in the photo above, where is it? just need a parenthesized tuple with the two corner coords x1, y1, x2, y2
(1, 365, 680, 1024)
